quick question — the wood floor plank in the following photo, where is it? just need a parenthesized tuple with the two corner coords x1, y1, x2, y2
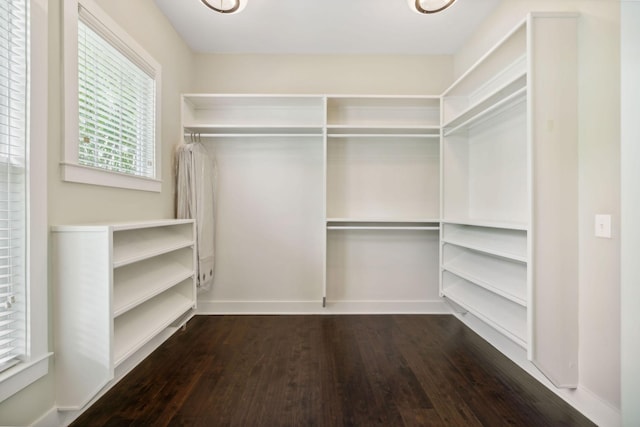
(71, 315, 595, 427)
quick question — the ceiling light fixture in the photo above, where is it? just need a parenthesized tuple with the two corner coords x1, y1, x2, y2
(410, 0, 456, 14)
(200, 0, 247, 14)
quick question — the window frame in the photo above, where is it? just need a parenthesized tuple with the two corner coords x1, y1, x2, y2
(0, 0, 52, 403)
(62, 0, 162, 192)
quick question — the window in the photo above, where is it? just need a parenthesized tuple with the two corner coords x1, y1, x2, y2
(62, 0, 162, 192)
(0, 0, 50, 402)
(0, 0, 28, 377)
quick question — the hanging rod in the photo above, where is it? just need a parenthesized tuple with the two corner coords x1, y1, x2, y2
(183, 132, 322, 139)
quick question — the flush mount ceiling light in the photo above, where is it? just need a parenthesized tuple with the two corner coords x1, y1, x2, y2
(200, 0, 247, 14)
(410, 0, 457, 14)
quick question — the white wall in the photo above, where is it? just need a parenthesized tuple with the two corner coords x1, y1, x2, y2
(0, 0, 195, 425)
(454, 0, 621, 419)
(194, 54, 453, 95)
(620, 2, 640, 425)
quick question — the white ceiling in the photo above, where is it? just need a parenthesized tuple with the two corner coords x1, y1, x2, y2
(154, 0, 502, 55)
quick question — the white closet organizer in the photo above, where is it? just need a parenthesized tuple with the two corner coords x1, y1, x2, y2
(182, 94, 324, 137)
(53, 220, 197, 410)
(181, 94, 326, 310)
(324, 96, 441, 310)
(440, 13, 579, 388)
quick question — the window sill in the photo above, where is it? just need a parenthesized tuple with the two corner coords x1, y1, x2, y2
(61, 162, 162, 192)
(0, 353, 53, 402)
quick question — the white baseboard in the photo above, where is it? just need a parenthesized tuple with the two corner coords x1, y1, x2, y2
(196, 299, 451, 315)
(31, 407, 60, 427)
(453, 311, 621, 427)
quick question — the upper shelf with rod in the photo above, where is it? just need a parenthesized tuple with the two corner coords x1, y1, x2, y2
(182, 94, 325, 137)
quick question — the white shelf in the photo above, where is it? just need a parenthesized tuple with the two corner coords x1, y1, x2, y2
(443, 82, 527, 136)
(442, 244, 527, 305)
(326, 96, 440, 129)
(113, 250, 195, 317)
(442, 223, 527, 262)
(443, 271, 527, 348)
(327, 125, 439, 137)
(184, 125, 323, 136)
(182, 94, 324, 132)
(327, 219, 439, 231)
(442, 219, 527, 231)
(327, 217, 439, 223)
(112, 224, 194, 268)
(113, 287, 194, 366)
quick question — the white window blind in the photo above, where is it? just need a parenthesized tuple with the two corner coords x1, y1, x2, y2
(0, 0, 27, 374)
(77, 12, 156, 178)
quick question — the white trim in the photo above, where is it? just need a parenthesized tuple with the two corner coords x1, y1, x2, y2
(0, 353, 52, 403)
(61, 162, 162, 192)
(452, 311, 621, 427)
(196, 300, 451, 315)
(61, 0, 162, 191)
(31, 406, 60, 427)
(0, 0, 51, 404)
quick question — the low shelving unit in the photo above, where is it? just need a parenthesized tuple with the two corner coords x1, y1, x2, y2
(53, 219, 197, 410)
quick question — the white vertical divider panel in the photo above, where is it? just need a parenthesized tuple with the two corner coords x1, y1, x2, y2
(53, 229, 112, 410)
(322, 95, 329, 307)
(529, 13, 579, 388)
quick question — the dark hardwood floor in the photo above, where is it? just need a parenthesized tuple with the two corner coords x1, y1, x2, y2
(71, 315, 595, 426)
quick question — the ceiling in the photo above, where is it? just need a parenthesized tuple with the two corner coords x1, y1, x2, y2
(154, 0, 502, 55)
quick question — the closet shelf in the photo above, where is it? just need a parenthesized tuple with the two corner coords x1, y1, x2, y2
(441, 247, 527, 306)
(113, 239, 193, 268)
(327, 218, 439, 231)
(184, 125, 324, 136)
(113, 257, 195, 317)
(441, 237, 526, 263)
(113, 290, 194, 366)
(442, 272, 527, 348)
(326, 125, 439, 137)
(441, 223, 527, 263)
(443, 79, 527, 136)
(441, 219, 528, 231)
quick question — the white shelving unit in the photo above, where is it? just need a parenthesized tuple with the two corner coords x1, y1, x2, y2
(181, 94, 326, 310)
(182, 94, 324, 137)
(53, 219, 197, 410)
(324, 96, 441, 309)
(440, 13, 579, 388)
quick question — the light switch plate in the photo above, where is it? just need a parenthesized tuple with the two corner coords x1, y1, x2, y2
(595, 214, 612, 238)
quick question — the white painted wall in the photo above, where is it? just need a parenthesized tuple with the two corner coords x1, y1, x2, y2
(0, 0, 195, 425)
(620, 2, 640, 425)
(453, 0, 621, 420)
(194, 54, 453, 95)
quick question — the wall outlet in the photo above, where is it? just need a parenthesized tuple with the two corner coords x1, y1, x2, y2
(595, 214, 612, 238)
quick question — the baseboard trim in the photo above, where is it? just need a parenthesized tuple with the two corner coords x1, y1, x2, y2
(196, 299, 451, 315)
(453, 311, 621, 427)
(31, 406, 60, 427)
